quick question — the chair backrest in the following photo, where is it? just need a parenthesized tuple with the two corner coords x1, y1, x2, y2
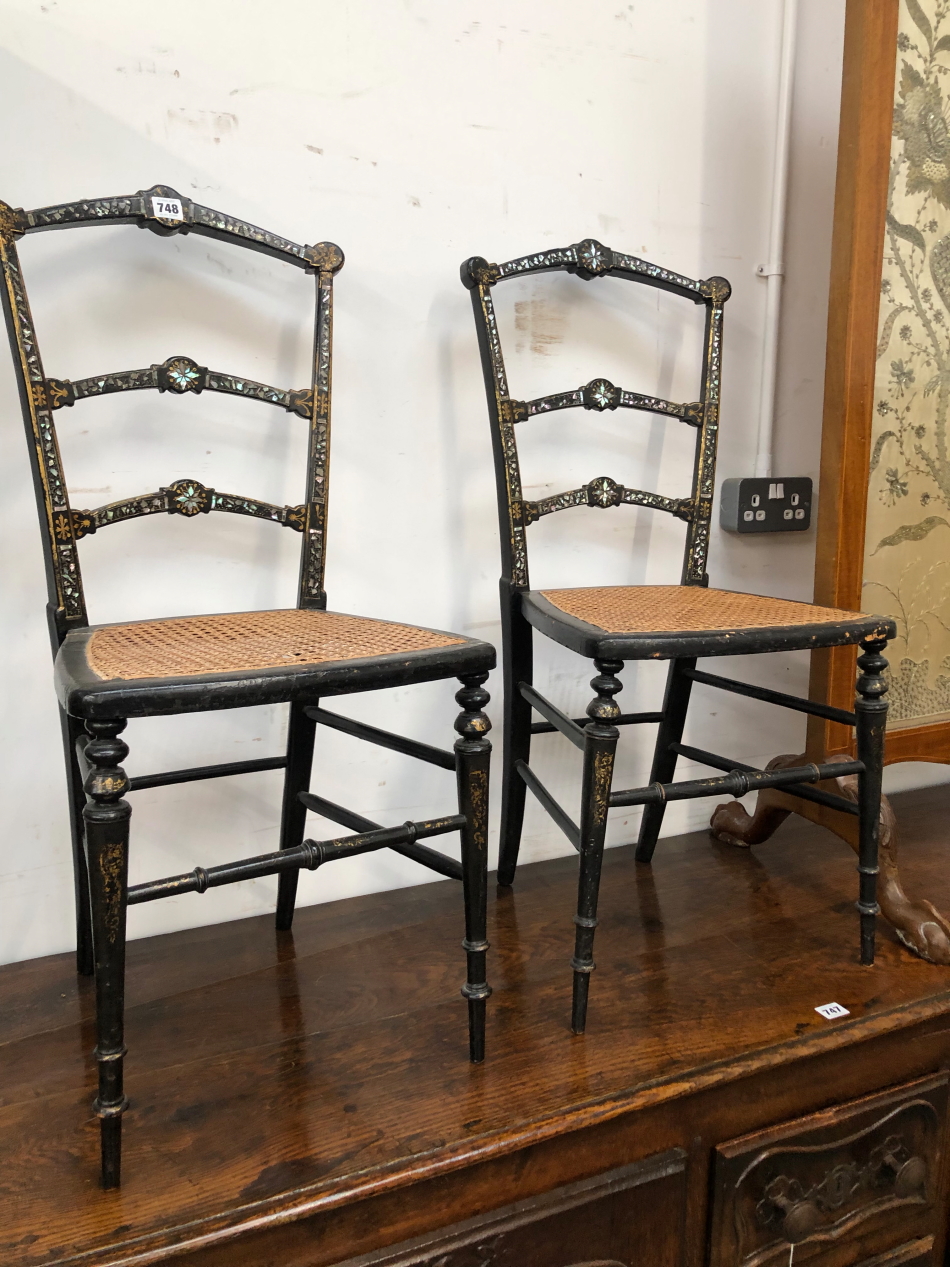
(0, 184, 343, 652)
(461, 239, 730, 591)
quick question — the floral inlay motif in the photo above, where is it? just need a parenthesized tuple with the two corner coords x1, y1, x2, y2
(164, 358, 202, 393)
(575, 239, 611, 277)
(586, 476, 622, 508)
(166, 479, 211, 516)
(864, 0, 950, 724)
(584, 379, 620, 411)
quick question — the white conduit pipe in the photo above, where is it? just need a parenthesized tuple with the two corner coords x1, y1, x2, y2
(754, 0, 798, 480)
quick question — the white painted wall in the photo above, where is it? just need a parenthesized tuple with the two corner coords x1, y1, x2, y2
(3, 0, 935, 966)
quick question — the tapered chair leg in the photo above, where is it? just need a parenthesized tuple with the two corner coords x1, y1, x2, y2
(635, 656, 696, 863)
(455, 672, 492, 1062)
(572, 659, 622, 1035)
(276, 701, 318, 931)
(61, 708, 94, 975)
(855, 638, 889, 965)
(498, 581, 533, 886)
(82, 718, 131, 1189)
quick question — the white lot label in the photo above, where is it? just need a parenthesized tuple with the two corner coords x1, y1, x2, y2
(815, 1002, 849, 1020)
(151, 197, 183, 221)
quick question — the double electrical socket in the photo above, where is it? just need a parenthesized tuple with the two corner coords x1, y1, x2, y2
(719, 476, 813, 534)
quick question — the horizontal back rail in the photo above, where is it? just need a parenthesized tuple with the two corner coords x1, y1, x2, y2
(523, 478, 693, 525)
(46, 356, 311, 417)
(509, 378, 702, 427)
(67, 478, 305, 539)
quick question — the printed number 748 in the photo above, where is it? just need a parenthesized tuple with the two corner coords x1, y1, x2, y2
(151, 198, 183, 220)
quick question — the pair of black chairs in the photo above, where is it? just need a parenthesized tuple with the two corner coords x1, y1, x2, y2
(0, 188, 893, 1188)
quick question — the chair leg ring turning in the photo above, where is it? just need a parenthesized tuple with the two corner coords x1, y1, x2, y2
(455, 673, 493, 1063)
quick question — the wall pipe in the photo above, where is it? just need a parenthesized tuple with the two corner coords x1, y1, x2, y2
(754, 0, 798, 480)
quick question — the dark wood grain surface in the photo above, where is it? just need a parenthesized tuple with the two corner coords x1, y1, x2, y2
(3, 784, 950, 1267)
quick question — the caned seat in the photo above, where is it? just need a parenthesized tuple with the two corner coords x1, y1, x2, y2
(463, 237, 894, 1039)
(522, 586, 891, 660)
(56, 608, 490, 717)
(1, 186, 494, 1189)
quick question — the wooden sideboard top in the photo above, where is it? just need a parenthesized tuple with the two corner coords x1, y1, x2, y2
(3, 784, 950, 1267)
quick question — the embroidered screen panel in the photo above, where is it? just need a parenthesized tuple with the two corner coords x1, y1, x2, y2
(865, 0, 950, 728)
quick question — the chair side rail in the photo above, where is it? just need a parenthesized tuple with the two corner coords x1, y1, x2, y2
(127, 814, 466, 904)
(684, 666, 858, 727)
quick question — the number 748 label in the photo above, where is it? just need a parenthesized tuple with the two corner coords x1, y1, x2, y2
(151, 197, 183, 221)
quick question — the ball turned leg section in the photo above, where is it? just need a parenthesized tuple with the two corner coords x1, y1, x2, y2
(455, 672, 492, 1063)
(855, 638, 889, 966)
(83, 718, 132, 1189)
(572, 658, 622, 1035)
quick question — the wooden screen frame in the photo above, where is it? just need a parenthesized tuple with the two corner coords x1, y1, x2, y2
(807, 0, 950, 766)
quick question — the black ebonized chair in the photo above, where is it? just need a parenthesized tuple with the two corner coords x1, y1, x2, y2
(0, 186, 494, 1188)
(462, 238, 894, 1034)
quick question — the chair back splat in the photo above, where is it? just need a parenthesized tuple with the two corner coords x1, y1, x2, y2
(0, 184, 344, 651)
(460, 238, 731, 591)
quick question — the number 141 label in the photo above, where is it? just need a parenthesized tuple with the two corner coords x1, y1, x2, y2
(151, 197, 183, 221)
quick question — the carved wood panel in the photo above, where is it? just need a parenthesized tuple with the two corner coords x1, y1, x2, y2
(330, 1148, 686, 1267)
(709, 1073, 948, 1267)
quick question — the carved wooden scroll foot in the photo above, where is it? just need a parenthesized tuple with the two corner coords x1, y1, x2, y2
(709, 753, 950, 965)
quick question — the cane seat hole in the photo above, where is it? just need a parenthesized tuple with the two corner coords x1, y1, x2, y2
(85, 609, 464, 681)
(537, 585, 869, 635)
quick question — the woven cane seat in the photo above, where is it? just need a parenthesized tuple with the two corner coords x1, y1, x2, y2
(521, 585, 894, 661)
(84, 609, 464, 681)
(55, 608, 494, 719)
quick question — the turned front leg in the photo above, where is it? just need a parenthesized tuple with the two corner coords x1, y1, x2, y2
(572, 659, 622, 1035)
(455, 673, 492, 1063)
(82, 717, 131, 1189)
(855, 638, 889, 965)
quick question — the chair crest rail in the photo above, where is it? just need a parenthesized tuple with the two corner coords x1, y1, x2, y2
(522, 476, 694, 525)
(42, 355, 313, 417)
(65, 477, 306, 540)
(503, 378, 702, 426)
(466, 237, 724, 303)
(2, 184, 344, 276)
